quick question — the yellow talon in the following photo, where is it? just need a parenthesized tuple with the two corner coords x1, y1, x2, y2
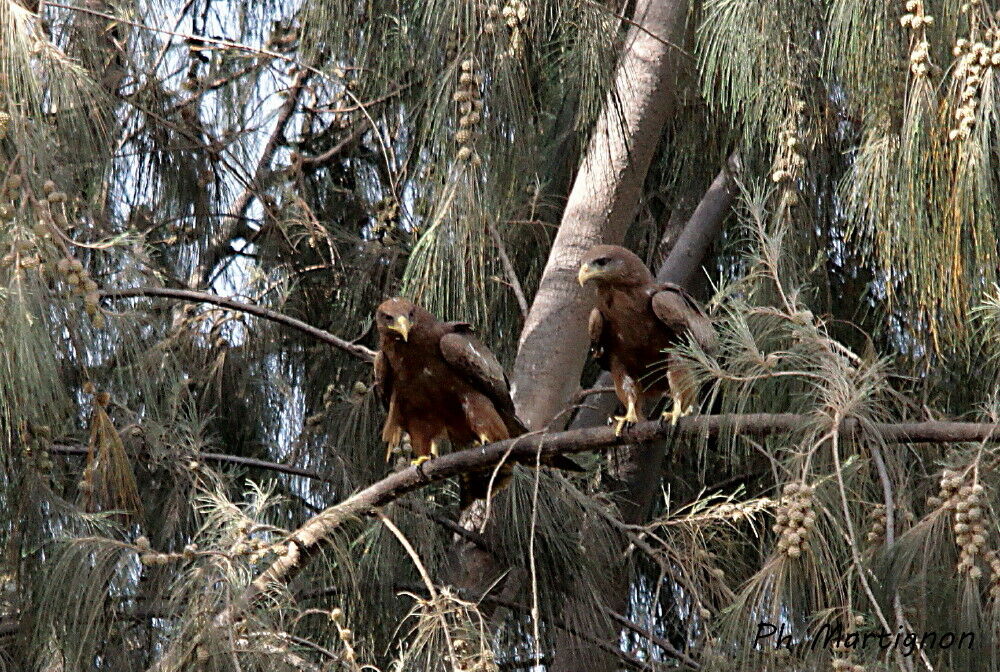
(662, 400, 693, 426)
(612, 415, 630, 436)
(411, 455, 432, 467)
(612, 399, 640, 436)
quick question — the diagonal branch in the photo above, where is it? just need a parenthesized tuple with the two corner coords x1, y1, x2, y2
(198, 67, 313, 288)
(658, 152, 741, 286)
(100, 287, 376, 362)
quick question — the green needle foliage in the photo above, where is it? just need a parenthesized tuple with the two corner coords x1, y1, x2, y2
(4, 0, 1000, 670)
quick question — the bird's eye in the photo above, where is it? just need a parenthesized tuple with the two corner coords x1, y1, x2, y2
(594, 257, 609, 266)
(408, 309, 414, 318)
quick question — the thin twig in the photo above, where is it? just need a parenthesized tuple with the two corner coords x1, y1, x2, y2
(99, 286, 376, 362)
(377, 512, 458, 667)
(487, 220, 529, 317)
(201, 67, 313, 287)
(830, 420, 906, 671)
(605, 609, 700, 670)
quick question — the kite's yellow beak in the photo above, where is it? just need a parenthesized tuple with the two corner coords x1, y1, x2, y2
(578, 263, 600, 286)
(388, 315, 411, 342)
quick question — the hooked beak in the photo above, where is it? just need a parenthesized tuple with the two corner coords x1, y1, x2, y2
(388, 315, 411, 342)
(578, 263, 600, 287)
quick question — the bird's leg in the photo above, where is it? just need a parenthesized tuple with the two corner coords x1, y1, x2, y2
(663, 363, 696, 426)
(410, 439, 439, 467)
(661, 391, 694, 426)
(384, 428, 404, 463)
(612, 397, 641, 436)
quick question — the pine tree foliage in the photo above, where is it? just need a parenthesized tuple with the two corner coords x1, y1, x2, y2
(3, 0, 1000, 670)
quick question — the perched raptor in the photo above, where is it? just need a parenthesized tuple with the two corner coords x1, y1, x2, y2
(578, 245, 718, 434)
(373, 298, 581, 506)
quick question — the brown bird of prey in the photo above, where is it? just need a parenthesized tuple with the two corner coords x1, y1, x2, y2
(373, 298, 581, 506)
(578, 245, 718, 434)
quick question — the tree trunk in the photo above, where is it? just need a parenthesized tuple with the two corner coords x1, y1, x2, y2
(510, 1, 692, 667)
(449, 0, 691, 614)
(510, 0, 690, 432)
(551, 156, 738, 671)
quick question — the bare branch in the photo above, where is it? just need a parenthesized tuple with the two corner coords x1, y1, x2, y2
(198, 67, 313, 287)
(100, 287, 376, 362)
(49, 443, 339, 482)
(487, 220, 529, 318)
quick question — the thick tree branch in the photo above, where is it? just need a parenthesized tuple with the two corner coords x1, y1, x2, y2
(52, 443, 487, 551)
(141, 411, 1000, 670)
(100, 286, 376, 362)
(658, 152, 740, 286)
(511, 0, 690, 430)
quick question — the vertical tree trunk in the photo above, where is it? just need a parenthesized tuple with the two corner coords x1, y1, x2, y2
(549, 157, 738, 671)
(450, 0, 690, 610)
(510, 0, 690, 431)
(506, 2, 691, 668)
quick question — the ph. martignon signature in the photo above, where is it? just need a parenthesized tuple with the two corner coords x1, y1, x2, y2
(754, 621, 975, 657)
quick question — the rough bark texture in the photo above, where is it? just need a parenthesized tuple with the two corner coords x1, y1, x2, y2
(510, 0, 689, 432)
(516, 1, 693, 667)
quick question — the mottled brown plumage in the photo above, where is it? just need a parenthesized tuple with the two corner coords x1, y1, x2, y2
(374, 298, 580, 507)
(578, 245, 718, 433)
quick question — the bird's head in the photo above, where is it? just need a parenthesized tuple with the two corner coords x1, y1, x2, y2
(578, 245, 653, 288)
(376, 298, 419, 342)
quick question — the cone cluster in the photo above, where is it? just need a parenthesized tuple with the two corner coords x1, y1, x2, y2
(949, 32, 1000, 141)
(865, 503, 887, 544)
(500, 1, 528, 59)
(449, 634, 497, 672)
(773, 482, 816, 558)
(900, 0, 934, 28)
(453, 60, 484, 165)
(329, 607, 360, 667)
(21, 423, 53, 474)
(55, 253, 103, 324)
(770, 104, 807, 189)
(935, 471, 988, 577)
(985, 550, 1000, 599)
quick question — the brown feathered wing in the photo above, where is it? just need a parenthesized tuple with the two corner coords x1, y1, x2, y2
(651, 283, 718, 413)
(439, 323, 583, 474)
(650, 283, 718, 355)
(439, 323, 525, 437)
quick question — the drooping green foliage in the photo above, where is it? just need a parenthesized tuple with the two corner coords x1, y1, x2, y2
(5, 0, 1000, 671)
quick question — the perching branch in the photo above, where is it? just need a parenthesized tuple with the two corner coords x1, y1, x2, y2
(99, 287, 376, 362)
(139, 410, 1000, 672)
